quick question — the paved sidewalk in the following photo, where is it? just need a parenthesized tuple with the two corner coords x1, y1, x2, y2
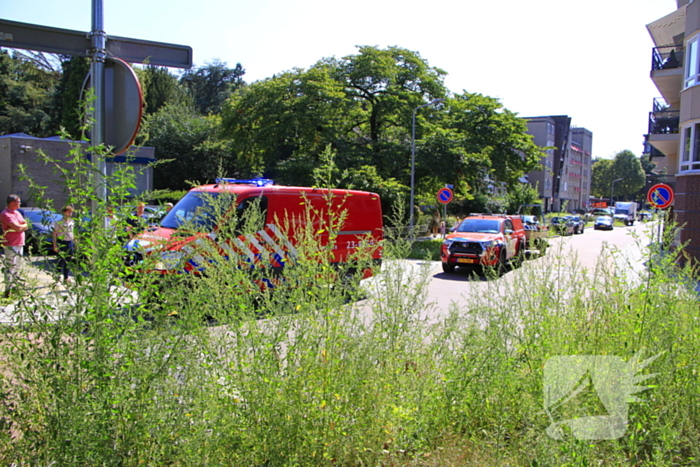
(0, 255, 74, 323)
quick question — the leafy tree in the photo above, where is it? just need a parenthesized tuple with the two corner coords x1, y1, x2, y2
(145, 103, 239, 190)
(222, 64, 350, 182)
(590, 157, 613, 198)
(590, 151, 645, 201)
(140, 65, 189, 115)
(180, 60, 245, 115)
(611, 150, 645, 200)
(0, 49, 59, 137)
(327, 46, 447, 166)
(418, 92, 542, 198)
(51, 56, 90, 138)
(505, 181, 542, 214)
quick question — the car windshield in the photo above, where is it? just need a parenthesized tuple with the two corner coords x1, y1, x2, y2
(456, 219, 500, 234)
(160, 192, 227, 230)
(23, 211, 61, 225)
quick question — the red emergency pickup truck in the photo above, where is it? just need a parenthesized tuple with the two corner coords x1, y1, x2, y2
(440, 214, 526, 275)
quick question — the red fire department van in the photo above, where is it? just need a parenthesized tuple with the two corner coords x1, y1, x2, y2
(125, 178, 383, 278)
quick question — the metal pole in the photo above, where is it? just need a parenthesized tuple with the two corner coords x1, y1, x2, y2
(409, 98, 443, 241)
(610, 178, 622, 212)
(90, 0, 107, 220)
(442, 202, 447, 239)
(409, 108, 417, 240)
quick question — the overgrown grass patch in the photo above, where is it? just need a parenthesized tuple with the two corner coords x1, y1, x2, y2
(2, 142, 699, 465)
(408, 239, 443, 261)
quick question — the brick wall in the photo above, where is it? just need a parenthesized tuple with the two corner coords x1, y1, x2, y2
(2, 135, 154, 212)
(675, 172, 700, 265)
(8, 137, 85, 210)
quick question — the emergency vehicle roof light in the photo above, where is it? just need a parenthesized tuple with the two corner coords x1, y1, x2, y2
(214, 178, 274, 187)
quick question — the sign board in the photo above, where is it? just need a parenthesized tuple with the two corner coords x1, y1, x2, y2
(0, 18, 193, 68)
(437, 187, 453, 204)
(647, 183, 674, 209)
(84, 58, 144, 155)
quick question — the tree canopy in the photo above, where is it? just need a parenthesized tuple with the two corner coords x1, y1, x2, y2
(590, 150, 646, 201)
(220, 46, 543, 202)
(0, 50, 60, 137)
(2, 45, 546, 213)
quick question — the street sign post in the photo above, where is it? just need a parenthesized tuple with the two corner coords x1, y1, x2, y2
(647, 183, 674, 209)
(0, 18, 193, 68)
(436, 187, 453, 239)
(0, 10, 193, 218)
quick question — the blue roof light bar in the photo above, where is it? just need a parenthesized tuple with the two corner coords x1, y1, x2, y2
(215, 178, 274, 187)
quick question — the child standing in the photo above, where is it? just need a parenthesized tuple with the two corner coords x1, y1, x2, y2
(53, 205, 76, 284)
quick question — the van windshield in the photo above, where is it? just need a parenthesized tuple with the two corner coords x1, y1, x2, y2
(160, 192, 224, 230)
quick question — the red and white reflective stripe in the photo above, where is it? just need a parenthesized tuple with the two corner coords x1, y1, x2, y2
(233, 237, 256, 262)
(259, 229, 285, 258)
(267, 224, 297, 257)
(245, 234, 267, 258)
(182, 244, 207, 266)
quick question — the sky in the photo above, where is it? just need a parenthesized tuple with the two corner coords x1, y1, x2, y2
(1, 0, 678, 159)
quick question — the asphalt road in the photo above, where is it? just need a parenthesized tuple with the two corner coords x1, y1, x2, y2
(360, 221, 656, 323)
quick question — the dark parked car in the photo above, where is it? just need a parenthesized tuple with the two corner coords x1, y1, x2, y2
(21, 208, 61, 254)
(550, 216, 575, 236)
(594, 216, 614, 231)
(565, 215, 585, 234)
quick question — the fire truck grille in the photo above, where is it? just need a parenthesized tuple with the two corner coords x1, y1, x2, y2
(449, 241, 483, 255)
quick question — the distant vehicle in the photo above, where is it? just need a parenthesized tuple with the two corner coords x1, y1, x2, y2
(550, 216, 575, 236)
(565, 215, 585, 234)
(593, 216, 614, 231)
(638, 211, 653, 222)
(441, 214, 527, 275)
(613, 201, 637, 226)
(589, 208, 612, 221)
(21, 208, 61, 254)
(517, 204, 549, 252)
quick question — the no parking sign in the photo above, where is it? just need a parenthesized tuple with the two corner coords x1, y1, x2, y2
(437, 187, 453, 204)
(647, 183, 674, 209)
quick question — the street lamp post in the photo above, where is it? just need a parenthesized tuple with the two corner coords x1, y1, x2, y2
(610, 178, 623, 211)
(410, 98, 443, 240)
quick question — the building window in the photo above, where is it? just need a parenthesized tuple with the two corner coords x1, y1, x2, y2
(686, 35, 700, 88)
(680, 123, 700, 171)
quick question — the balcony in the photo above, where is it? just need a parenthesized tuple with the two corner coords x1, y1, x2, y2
(648, 110, 679, 135)
(642, 139, 666, 160)
(650, 45, 683, 107)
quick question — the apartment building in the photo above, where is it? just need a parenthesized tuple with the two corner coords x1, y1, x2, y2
(524, 116, 593, 213)
(646, 0, 700, 264)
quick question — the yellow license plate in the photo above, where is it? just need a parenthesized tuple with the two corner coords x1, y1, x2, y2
(457, 258, 476, 264)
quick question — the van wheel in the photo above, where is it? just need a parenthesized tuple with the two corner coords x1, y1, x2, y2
(442, 263, 455, 273)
